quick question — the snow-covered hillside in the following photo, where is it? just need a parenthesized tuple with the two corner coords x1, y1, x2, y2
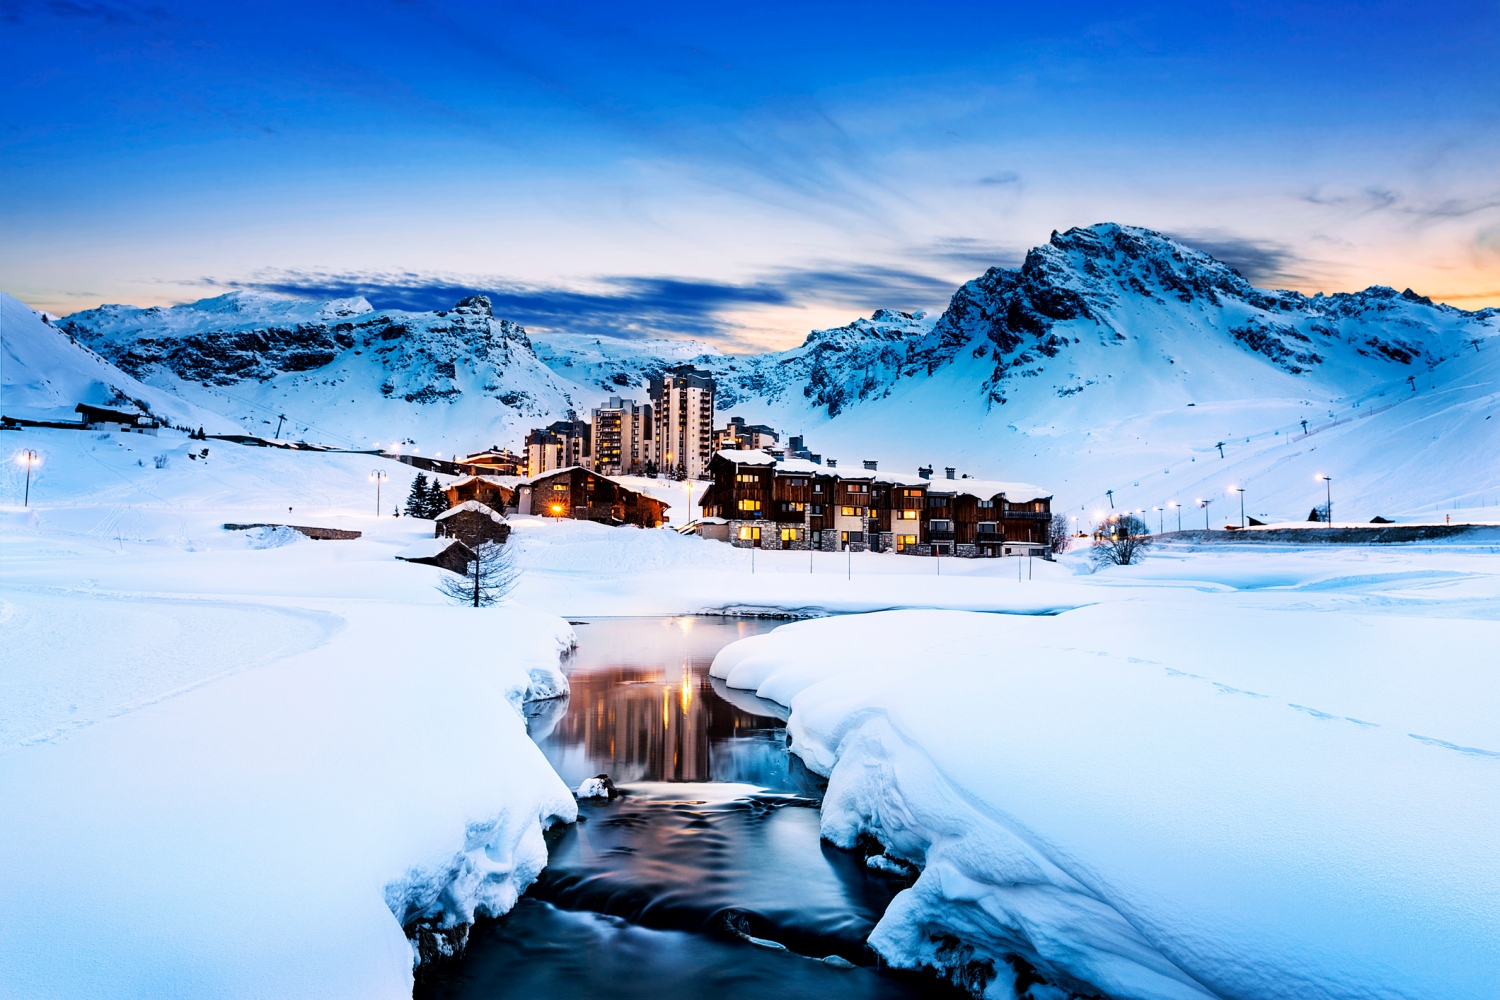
(38, 224, 1500, 519)
(1, 292, 234, 432)
(58, 291, 592, 452)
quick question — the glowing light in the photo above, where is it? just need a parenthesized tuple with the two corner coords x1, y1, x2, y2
(14, 451, 40, 467)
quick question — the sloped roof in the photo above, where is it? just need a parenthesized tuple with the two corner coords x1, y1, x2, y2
(436, 500, 506, 523)
(394, 537, 471, 560)
(447, 474, 524, 491)
(923, 478, 1050, 500)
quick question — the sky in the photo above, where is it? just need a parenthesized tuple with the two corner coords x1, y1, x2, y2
(3, 0, 1498, 351)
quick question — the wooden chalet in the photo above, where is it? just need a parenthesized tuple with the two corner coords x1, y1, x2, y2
(445, 474, 522, 513)
(436, 500, 512, 547)
(394, 537, 474, 574)
(518, 467, 667, 528)
(702, 450, 1052, 556)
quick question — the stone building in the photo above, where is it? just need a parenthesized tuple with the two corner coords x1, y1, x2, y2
(435, 500, 512, 547)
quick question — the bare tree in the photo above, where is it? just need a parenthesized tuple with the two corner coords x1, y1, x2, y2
(437, 541, 520, 607)
(1048, 513, 1073, 554)
(1089, 513, 1152, 567)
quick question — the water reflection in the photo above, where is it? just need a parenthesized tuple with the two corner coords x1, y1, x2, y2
(533, 617, 803, 792)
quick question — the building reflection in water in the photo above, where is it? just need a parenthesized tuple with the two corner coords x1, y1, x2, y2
(531, 616, 796, 789)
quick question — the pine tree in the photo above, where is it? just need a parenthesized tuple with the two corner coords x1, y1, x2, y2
(425, 477, 449, 517)
(405, 473, 430, 517)
(436, 541, 519, 607)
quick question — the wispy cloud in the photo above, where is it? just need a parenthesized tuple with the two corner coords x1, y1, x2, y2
(1164, 230, 1305, 286)
(204, 261, 962, 347)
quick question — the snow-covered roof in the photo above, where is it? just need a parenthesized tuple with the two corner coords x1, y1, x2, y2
(772, 458, 828, 476)
(923, 478, 1050, 500)
(436, 500, 506, 522)
(714, 449, 776, 466)
(870, 470, 932, 487)
(525, 466, 650, 497)
(394, 537, 468, 560)
(447, 474, 523, 491)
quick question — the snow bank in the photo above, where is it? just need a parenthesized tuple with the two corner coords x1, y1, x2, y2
(711, 607, 1500, 1000)
(0, 431, 580, 998)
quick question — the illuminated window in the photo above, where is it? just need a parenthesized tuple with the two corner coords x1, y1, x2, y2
(846, 483, 867, 494)
(898, 509, 918, 520)
(736, 473, 759, 483)
(840, 506, 858, 516)
(780, 527, 798, 541)
(896, 534, 918, 551)
(552, 483, 569, 491)
(904, 489, 923, 498)
(737, 499, 761, 512)
(738, 526, 761, 540)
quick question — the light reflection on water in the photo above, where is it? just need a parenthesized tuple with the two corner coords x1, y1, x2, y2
(424, 616, 963, 1000)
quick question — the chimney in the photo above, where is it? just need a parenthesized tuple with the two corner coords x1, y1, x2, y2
(918, 466, 932, 479)
(863, 460, 878, 471)
(826, 458, 838, 468)
(945, 467, 956, 479)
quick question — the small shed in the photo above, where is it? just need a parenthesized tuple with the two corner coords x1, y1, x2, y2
(394, 537, 474, 575)
(436, 500, 512, 547)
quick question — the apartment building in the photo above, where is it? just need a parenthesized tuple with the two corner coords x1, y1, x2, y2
(649, 366, 716, 480)
(590, 396, 654, 476)
(701, 451, 1052, 556)
(714, 416, 779, 453)
(524, 414, 591, 478)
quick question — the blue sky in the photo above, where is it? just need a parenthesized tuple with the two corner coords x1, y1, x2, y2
(3, 0, 1498, 349)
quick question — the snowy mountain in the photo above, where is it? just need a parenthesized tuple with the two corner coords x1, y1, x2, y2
(1, 292, 234, 431)
(35, 223, 1500, 518)
(58, 291, 592, 452)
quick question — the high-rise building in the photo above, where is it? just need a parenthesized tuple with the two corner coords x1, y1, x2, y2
(714, 416, 780, 453)
(649, 366, 716, 480)
(525, 413, 591, 478)
(590, 396, 654, 475)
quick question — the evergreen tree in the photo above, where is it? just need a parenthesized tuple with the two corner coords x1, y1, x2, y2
(404, 473, 430, 517)
(425, 477, 450, 517)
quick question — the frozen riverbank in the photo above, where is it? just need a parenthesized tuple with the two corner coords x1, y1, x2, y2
(711, 606, 1500, 1000)
(0, 431, 581, 999)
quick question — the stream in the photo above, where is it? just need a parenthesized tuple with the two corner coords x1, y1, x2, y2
(419, 615, 965, 999)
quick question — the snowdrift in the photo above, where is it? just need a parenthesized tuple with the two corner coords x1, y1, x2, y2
(712, 607, 1500, 1000)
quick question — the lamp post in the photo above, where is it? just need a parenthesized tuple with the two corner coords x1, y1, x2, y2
(1229, 486, 1245, 528)
(1317, 475, 1332, 523)
(1169, 501, 1180, 532)
(1154, 506, 1163, 533)
(1198, 498, 1212, 530)
(17, 449, 39, 506)
(370, 470, 387, 516)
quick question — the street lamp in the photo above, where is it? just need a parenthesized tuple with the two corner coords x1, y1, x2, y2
(1228, 485, 1245, 528)
(1197, 497, 1212, 530)
(549, 502, 564, 522)
(370, 470, 387, 515)
(1168, 501, 1180, 532)
(16, 449, 39, 506)
(1154, 506, 1163, 533)
(1316, 475, 1332, 523)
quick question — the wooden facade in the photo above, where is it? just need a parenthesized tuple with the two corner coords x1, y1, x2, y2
(445, 475, 520, 513)
(702, 450, 1052, 556)
(521, 467, 667, 528)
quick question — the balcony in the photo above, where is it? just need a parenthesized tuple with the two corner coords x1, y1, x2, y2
(928, 529, 954, 541)
(975, 531, 1004, 544)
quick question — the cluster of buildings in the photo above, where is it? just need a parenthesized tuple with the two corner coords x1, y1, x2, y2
(523, 366, 718, 479)
(697, 452, 1053, 557)
(423, 363, 1054, 560)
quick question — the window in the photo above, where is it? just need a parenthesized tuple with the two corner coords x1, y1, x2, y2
(931, 519, 952, 531)
(736, 473, 759, 483)
(977, 499, 994, 509)
(780, 527, 798, 541)
(896, 534, 918, 552)
(738, 526, 761, 540)
(840, 505, 859, 517)
(977, 521, 997, 534)
(898, 509, 918, 520)
(845, 483, 867, 494)
(904, 489, 923, 498)
(928, 497, 946, 507)
(811, 530, 822, 544)
(788, 478, 805, 487)
(811, 504, 823, 515)
(737, 499, 762, 512)
(813, 484, 823, 493)
(552, 483, 569, 491)
(782, 501, 805, 512)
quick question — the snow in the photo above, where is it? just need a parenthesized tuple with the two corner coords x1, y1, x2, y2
(436, 499, 505, 522)
(394, 536, 467, 560)
(575, 776, 612, 799)
(0, 427, 578, 999)
(709, 554, 1500, 1000)
(0, 292, 233, 431)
